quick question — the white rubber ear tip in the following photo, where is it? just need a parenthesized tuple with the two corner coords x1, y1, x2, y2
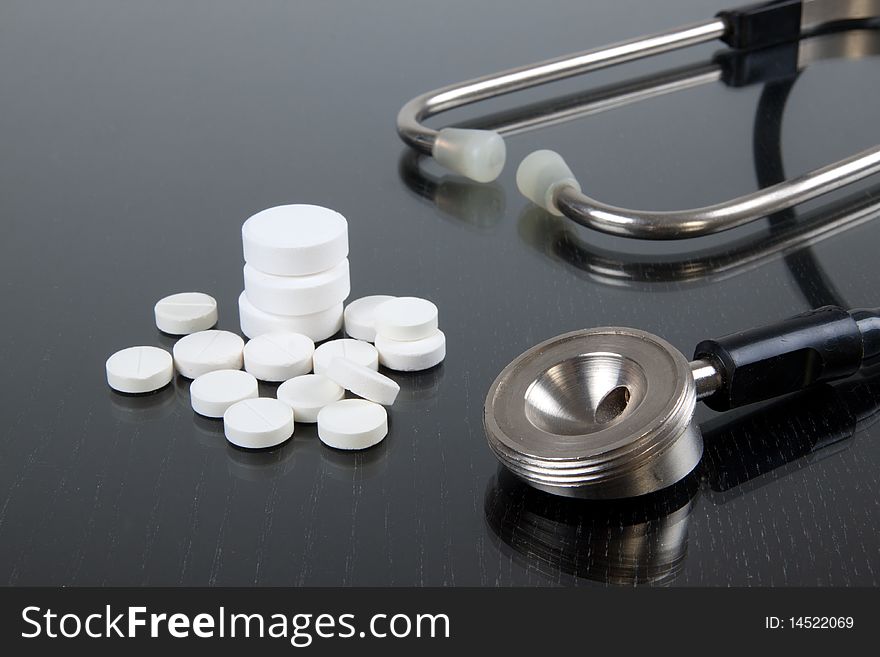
(516, 150, 581, 216)
(432, 128, 506, 183)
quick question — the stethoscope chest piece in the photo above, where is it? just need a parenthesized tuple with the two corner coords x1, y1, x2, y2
(485, 305, 880, 499)
(484, 327, 702, 500)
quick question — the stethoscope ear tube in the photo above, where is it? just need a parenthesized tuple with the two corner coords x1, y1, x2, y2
(694, 305, 880, 411)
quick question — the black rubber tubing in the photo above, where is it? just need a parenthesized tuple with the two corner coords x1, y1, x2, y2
(695, 306, 880, 411)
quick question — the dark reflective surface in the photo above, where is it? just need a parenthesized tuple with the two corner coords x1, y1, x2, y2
(486, 373, 880, 586)
(1, 0, 879, 585)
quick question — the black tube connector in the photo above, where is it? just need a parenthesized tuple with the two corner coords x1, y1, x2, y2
(717, 0, 803, 50)
(715, 42, 799, 87)
(695, 306, 880, 411)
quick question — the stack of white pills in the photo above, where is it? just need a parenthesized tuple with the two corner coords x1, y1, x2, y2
(105, 203, 448, 456)
(239, 205, 349, 342)
(370, 297, 446, 372)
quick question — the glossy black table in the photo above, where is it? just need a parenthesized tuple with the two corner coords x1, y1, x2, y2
(1, 0, 878, 586)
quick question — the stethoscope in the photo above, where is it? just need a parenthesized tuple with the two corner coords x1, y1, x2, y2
(400, 39, 880, 296)
(396, 0, 880, 501)
(484, 305, 880, 500)
(398, 0, 880, 239)
(485, 370, 880, 584)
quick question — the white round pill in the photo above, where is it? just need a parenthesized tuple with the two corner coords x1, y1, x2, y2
(241, 204, 349, 276)
(154, 292, 218, 335)
(317, 399, 388, 450)
(376, 329, 446, 372)
(238, 292, 343, 342)
(243, 260, 350, 316)
(327, 357, 400, 406)
(190, 369, 259, 418)
(224, 398, 295, 449)
(243, 332, 315, 382)
(344, 295, 397, 342)
(312, 338, 379, 375)
(172, 330, 244, 379)
(373, 297, 439, 341)
(106, 346, 174, 394)
(277, 374, 344, 423)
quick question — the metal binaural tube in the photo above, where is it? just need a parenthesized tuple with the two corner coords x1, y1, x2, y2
(396, 18, 726, 154)
(551, 145, 880, 239)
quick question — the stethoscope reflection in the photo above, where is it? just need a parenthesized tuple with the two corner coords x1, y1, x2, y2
(399, 150, 505, 231)
(486, 468, 696, 586)
(484, 372, 880, 585)
(517, 188, 879, 296)
(699, 373, 880, 501)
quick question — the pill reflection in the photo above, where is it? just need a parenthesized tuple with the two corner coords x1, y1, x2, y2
(107, 384, 176, 423)
(318, 421, 390, 483)
(387, 362, 445, 412)
(225, 441, 296, 482)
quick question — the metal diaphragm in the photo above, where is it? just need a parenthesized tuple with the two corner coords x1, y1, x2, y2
(484, 327, 702, 499)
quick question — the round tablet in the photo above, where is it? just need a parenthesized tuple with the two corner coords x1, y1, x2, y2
(224, 398, 295, 449)
(243, 260, 350, 316)
(312, 338, 379, 375)
(190, 369, 259, 418)
(238, 292, 343, 342)
(106, 346, 174, 394)
(277, 374, 344, 423)
(376, 329, 446, 372)
(327, 357, 400, 406)
(154, 292, 218, 335)
(172, 330, 244, 379)
(373, 297, 439, 341)
(243, 332, 315, 382)
(241, 204, 349, 276)
(344, 295, 397, 342)
(317, 399, 388, 450)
